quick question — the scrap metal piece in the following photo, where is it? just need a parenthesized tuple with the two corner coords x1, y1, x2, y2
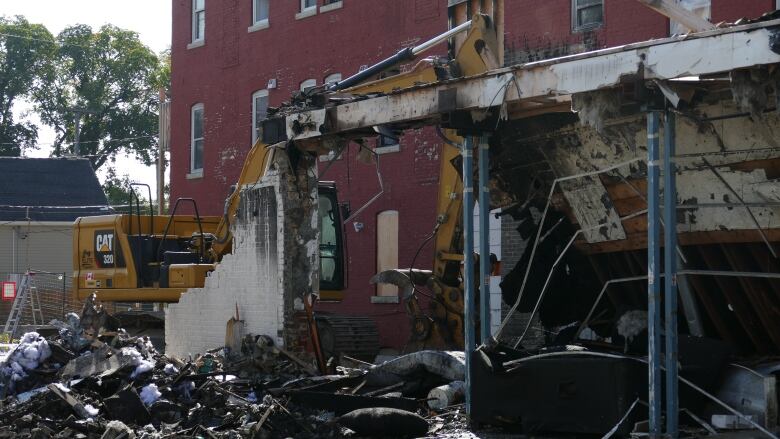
(716, 363, 778, 428)
(370, 269, 434, 299)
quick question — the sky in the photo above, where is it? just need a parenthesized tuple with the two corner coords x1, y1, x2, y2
(3, 0, 172, 200)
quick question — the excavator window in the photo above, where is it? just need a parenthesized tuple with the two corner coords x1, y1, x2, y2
(318, 188, 344, 291)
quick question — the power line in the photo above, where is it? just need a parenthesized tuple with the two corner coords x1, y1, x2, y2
(0, 134, 158, 147)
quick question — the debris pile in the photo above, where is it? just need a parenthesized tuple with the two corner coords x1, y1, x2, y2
(0, 295, 472, 438)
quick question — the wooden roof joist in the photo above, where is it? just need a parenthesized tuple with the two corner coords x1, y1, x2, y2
(285, 18, 780, 142)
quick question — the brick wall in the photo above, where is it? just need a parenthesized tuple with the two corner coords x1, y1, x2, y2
(502, 0, 774, 67)
(498, 215, 543, 348)
(170, 0, 448, 350)
(165, 150, 318, 358)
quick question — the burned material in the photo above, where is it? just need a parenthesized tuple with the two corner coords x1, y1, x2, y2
(488, 74, 780, 356)
(0, 301, 481, 438)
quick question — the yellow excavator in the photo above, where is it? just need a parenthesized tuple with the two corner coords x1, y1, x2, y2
(72, 14, 499, 350)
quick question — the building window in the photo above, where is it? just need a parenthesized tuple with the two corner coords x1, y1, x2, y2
(252, 90, 268, 144)
(324, 73, 342, 87)
(321, 0, 343, 12)
(379, 133, 399, 148)
(375, 210, 399, 299)
(253, 0, 269, 25)
(376, 126, 400, 153)
(300, 78, 316, 92)
(296, 0, 317, 19)
(192, 0, 205, 43)
(571, 0, 603, 32)
(191, 104, 204, 173)
(301, 0, 316, 11)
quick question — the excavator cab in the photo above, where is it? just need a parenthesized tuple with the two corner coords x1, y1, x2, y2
(73, 184, 346, 302)
(318, 182, 346, 298)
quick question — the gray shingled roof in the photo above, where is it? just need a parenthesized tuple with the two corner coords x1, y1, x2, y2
(0, 157, 111, 222)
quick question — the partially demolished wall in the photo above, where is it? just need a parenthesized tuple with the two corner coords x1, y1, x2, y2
(165, 148, 319, 358)
(494, 90, 780, 354)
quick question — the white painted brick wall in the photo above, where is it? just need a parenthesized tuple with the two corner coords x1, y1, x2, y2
(165, 175, 287, 358)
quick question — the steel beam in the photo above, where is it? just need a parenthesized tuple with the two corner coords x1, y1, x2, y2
(478, 137, 491, 343)
(647, 111, 663, 437)
(664, 110, 679, 438)
(462, 137, 476, 414)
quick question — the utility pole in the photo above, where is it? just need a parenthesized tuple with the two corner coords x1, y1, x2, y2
(158, 88, 170, 215)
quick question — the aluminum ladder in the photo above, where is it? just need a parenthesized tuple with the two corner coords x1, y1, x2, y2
(3, 273, 44, 338)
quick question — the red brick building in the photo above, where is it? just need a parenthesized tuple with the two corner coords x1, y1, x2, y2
(169, 0, 777, 350)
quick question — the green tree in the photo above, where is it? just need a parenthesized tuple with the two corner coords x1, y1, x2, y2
(102, 168, 152, 214)
(35, 24, 162, 170)
(0, 16, 55, 156)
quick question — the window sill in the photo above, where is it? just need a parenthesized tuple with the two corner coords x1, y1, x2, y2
(186, 170, 203, 180)
(375, 144, 400, 155)
(295, 7, 317, 20)
(320, 1, 343, 13)
(187, 40, 205, 50)
(248, 19, 269, 33)
(572, 23, 603, 34)
(371, 296, 400, 304)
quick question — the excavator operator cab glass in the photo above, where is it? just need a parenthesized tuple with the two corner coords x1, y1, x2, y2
(318, 186, 344, 291)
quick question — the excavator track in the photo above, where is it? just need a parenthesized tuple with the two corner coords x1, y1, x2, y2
(316, 313, 380, 362)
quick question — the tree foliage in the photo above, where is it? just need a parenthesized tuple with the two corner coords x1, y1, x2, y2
(0, 16, 55, 156)
(102, 167, 152, 214)
(35, 24, 163, 170)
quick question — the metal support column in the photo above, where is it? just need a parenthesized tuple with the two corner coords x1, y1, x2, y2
(478, 137, 491, 343)
(462, 137, 476, 414)
(664, 110, 679, 438)
(647, 111, 663, 437)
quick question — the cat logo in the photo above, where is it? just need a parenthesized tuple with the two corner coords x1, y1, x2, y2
(95, 230, 116, 268)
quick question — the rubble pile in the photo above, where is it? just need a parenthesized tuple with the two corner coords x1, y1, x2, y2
(0, 295, 471, 438)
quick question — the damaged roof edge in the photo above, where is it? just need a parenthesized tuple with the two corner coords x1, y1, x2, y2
(286, 19, 780, 141)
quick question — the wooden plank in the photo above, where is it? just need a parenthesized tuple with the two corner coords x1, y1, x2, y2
(579, 230, 780, 255)
(376, 210, 399, 297)
(697, 246, 773, 353)
(719, 244, 780, 350)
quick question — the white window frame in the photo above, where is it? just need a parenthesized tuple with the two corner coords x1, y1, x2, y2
(190, 0, 206, 46)
(321, 0, 343, 13)
(571, 0, 603, 33)
(296, 0, 317, 20)
(300, 78, 317, 92)
(189, 103, 204, 177)
(249, 0, 270, 32)
(251, 89, 269, 145)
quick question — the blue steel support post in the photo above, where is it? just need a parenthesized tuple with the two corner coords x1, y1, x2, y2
(647, 111, 663, 437)
(462, 137, 476, 415)
(478, 137, 491, 344)
(664, 111, 679, 438)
